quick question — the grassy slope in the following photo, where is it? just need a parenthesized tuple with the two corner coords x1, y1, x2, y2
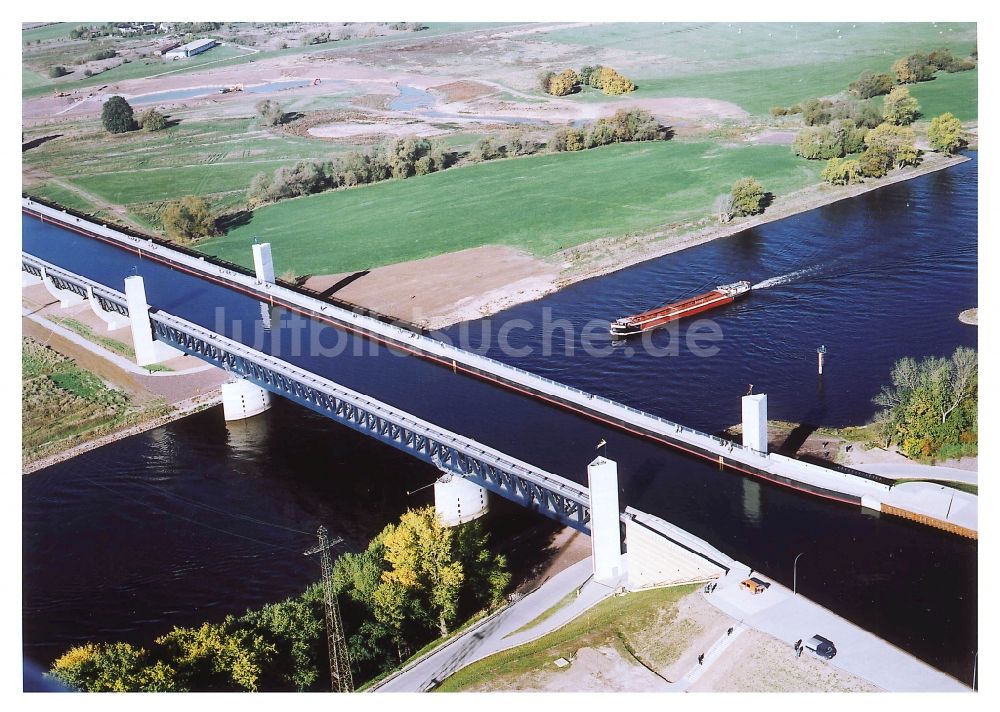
(22, 117, 361, 219)
(435, 584, 697, 691)
(26, 183, 99, 214)
(22, 22, 80, 43)
(198, 141, 823, 275)
(541, 22, 976, 115)
(909, 68, 978, 121)
(21, 337, 133, 460)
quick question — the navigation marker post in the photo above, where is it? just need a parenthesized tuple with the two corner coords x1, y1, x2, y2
(817, 345, 827, 375)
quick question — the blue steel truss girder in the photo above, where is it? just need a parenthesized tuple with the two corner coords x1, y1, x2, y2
(147, 313, 591, 532)
(22, 253, 129, 315)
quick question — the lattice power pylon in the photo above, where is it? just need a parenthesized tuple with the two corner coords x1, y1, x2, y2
(304, 526, 354, 692)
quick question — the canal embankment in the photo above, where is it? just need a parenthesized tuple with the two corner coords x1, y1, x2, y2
(310, 151, 972, 329)
(21, 198, 977, 536)
(21, 282, 229, 473)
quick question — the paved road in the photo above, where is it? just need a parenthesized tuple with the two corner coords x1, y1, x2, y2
(702, 564, 970, 692)
(854, 462, 978, 486)
(373, 558, 617, 692)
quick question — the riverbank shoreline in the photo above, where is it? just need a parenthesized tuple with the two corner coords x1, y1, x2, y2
(22, 392, 222, 475)
(21, 287, 230, 474)
(316, 150, 970, 330)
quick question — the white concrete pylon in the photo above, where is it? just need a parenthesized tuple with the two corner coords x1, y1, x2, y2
(588, 456, 623, 583)
(221, 378, 272, 421)
(434, 474, 489, 527)
(252, 243, 275, 284)
(742, 394, 768, 454)
(124, 275, 182, 367)
(87, 286, 129, 331)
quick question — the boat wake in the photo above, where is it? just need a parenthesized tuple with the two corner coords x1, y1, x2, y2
(752, 266, 821, 290)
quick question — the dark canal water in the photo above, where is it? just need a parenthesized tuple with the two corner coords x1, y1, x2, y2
(22, 153, 978, 683)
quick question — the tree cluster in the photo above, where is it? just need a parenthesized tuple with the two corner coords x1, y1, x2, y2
(551, 108, 664, 152)
(848, 70, 895, 100)
(792, 121, 868, 160)
(161, 196, 216, 242)
(539, 66, 636, 96)
(247, 137, 450, 207)
(48, 65, 69, 78)
(871, 347, 977, 459)
(48, 507, 511, 691)
(891, 48, 976, 84)
(818, 122, 920, 185)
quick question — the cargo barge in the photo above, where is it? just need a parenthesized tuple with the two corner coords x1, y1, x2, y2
(610, 280, 752, 337)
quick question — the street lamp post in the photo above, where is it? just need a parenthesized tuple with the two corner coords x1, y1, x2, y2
(793, 552, 805, 595)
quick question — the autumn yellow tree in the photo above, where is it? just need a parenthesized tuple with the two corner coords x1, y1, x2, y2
(864, 123, 919, 167)
(547, 68, 580, 96)
(161, 196, 215, 242)
(882, 86, 920, 126)
(594, 66, 635, 95)
(928, 113, 964, 154)
(375, 507, 465, 636)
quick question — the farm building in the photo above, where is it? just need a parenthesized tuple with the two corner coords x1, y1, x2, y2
(164, 38, 218, 59)
(155, 41, 181, 56)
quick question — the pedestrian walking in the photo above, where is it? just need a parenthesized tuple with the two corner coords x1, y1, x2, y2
(728, 627, 734, 636)
(794, 639, 802, 651)
(698, 654, 704, 665)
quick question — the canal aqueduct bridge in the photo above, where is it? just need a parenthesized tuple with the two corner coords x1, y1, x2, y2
(22, 197, 975, 544)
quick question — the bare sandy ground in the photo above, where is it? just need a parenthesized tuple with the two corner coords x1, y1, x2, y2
(689, 628, 880, 692)
(470, 589, 877, 692)
(307, 121, 447, 138)
(305, 245, 560, 330)
(300, 153, 969, 330)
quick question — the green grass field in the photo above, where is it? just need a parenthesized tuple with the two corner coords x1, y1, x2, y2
(910, 68, 978, 121)
(23, 116, 365, 221)
(198, 140, 824, 275)
(25, 183, 99, 214)
(435, 584, 697, 691)
(542, 22, 976, 115)
(21, 22, 81, 43)
(21, 337, 133, 461)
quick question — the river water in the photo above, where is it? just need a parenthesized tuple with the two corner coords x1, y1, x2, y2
(22, 153, 978, 683)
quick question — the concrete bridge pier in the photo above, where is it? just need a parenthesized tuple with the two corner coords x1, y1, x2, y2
(252, 243, 275, 284)
(252, 243, 276, 329)
(221, 378, 272, 421)
(588, 456, 623, 583)
(742, 393, 768, 454)
(434, 473, 489, 527)
(41, 266, 85, 308)
(124, 275, 183, 367)
(87, 286, 129, 331)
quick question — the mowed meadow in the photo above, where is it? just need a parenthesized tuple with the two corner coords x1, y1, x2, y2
(541, 22, 977, 117)
(198, 141, 824, 275)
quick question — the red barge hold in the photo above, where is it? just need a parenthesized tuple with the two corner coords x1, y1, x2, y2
(610, 280, 752, 337)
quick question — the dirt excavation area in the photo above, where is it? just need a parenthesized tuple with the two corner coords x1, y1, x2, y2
(469, 589, 877, 693)
(305, 245, 560, 330)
